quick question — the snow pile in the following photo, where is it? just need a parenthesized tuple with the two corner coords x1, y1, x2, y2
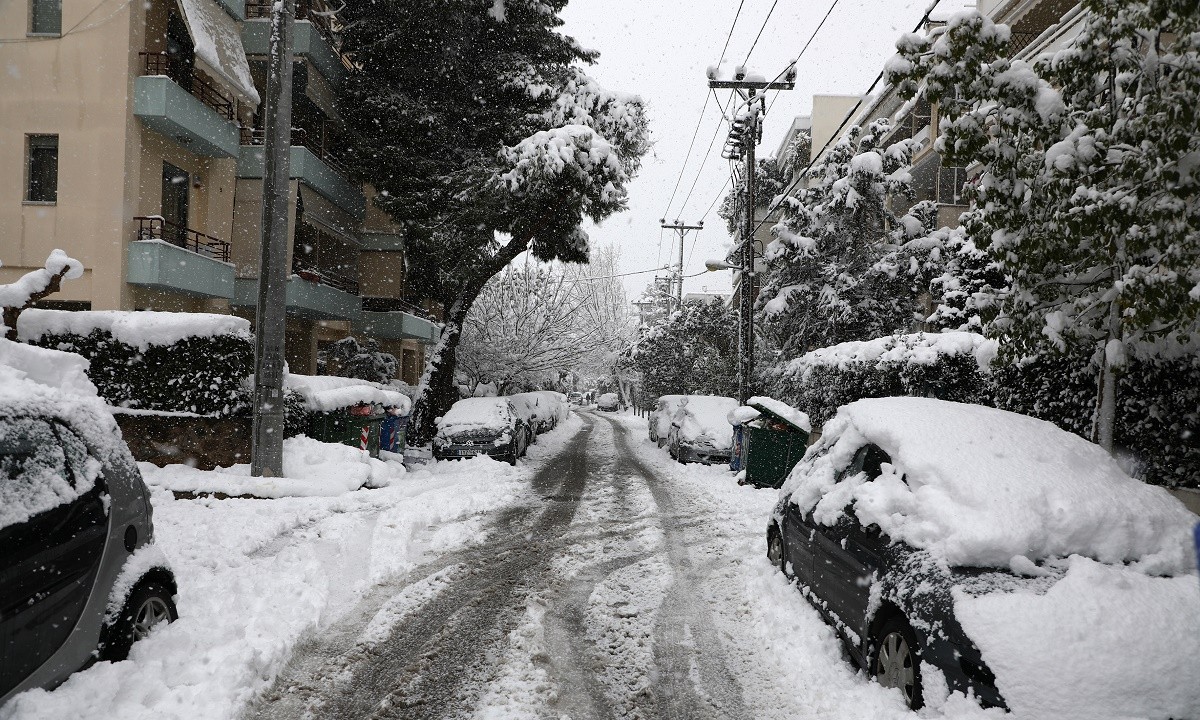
(782, 397, 1197, 571)
(0, 249, 84, 311)
(140, 435, 406, 498)
(954, 555, 1200, 720)
(437, 397, 514, 433)
(18, 309, 251, 351)
(784, 331, 998, 380)
(675, 396, 738, 450)
(285, 373, 411, 413)
(0, 337, 96, 398)
(748, 395, 811, 431)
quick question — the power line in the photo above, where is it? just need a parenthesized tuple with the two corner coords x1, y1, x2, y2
(675, 90, 736, 218)
(749, 0, 945, 237)
(717, 0, 748, 65)
(766, 0, 844, 117)
(743, 0, 781, 64)
(659, 92, 712, 220)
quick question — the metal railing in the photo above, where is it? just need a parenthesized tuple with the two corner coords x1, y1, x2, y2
(134, 216, 231, 262)
(140, 52, 236, 122)
(291, 260, 360, 295)
(240, 126, 352, 178)
(361, 296, 437, 321)
(245, 0, 339, 47)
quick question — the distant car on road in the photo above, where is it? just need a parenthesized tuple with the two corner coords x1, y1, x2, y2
(666, 396, 738, 464)
(767, 397, 1200, 715)
(596, 393, 620, 411)
(567, 392, 583, 405)
(433, 397, 530, 465)
(648, 395, 687, 447)
(1, 373, 178, 705)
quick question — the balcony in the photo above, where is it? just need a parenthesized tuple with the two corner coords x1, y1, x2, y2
(237, 141, 365, 218)
(127, 218, 235, 298)
(291, 260, 359, 296)
(242, 0, 348, 87)
(357, 298, 441, 343)
(134, 53, 240, 157)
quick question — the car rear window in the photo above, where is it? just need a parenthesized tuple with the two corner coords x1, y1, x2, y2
(0, 418, 86, 531)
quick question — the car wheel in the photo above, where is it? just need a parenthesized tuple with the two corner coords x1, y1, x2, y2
(873, 616, 924, 710)
(100, 580, 178, 661)
(767, 526, 786, 573)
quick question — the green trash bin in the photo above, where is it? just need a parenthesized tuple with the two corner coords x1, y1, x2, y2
(743, 400, 811, 489)
(308, 403, 385, 458)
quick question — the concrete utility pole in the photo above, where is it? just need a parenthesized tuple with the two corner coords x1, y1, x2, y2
(709, 67, 794, 405)
(659, 219, 704, 310)
(251, 0, 296, 477)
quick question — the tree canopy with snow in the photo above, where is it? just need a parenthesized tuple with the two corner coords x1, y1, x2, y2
(338, 0, 649, 443)
(886, 0, 1200, 451)
(629, 299, 737, 401)
(756, 121, 933, 360)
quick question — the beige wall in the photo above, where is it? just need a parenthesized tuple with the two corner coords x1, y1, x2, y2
(0, 0, 139, 309)
(359, 250, 405, 299)
(231, 178, 300, 278)
(135, 131, 239, 243)
(811, 95, 865, 158)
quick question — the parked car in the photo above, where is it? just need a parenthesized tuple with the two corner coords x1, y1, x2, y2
(1, 371, 178, 705)
(766, 397, 1199, 716)
(532, 391, 570, 427)
(567, 392, 583, 405)
(596, 392, 620, 411)
(433, 397, 530, 464)
(648, 394, 687, 446)
(666, 395, 738, 464)
(510, 392, 550, 439)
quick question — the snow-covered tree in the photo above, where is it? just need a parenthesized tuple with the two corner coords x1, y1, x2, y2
(886, 1, 1200, 450)
(318, 337, 398, 385)
(756, 121, 932, 360)
(338, 0, 649, 443)
(0, 250, 83, 340)
(628, 299, 737, 400)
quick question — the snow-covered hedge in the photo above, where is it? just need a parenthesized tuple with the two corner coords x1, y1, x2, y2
(20, 309, 253, 416)
(769, 332, 997, 427)
(994, 350, 1200, 489)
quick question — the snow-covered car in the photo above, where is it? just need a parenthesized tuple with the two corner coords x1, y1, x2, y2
(567, 392, 583, 405)
(648, 394, 687, 446)
(766, 397, 1200, 716)
(509, 392, 550, 438)
(596, 392, 619, 411)
(0, 343, 178, 705)
(666, 396, 738, 464)
(531, 391, 569, 427)
(433, 397, 530, 465)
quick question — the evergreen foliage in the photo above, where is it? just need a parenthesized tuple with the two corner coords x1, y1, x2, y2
(318, 337, 398, 385)
(628, 300, 737, 401)
(337, 0, 649, 443)
(886, 1, 1200, 449)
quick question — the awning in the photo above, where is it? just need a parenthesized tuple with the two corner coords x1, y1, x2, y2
(299, 186, 360, 246)
(176, 0, 260, 107)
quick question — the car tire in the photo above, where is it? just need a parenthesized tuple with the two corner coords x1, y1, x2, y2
(873, 615, 924, 710)
(100, 580, 178, 662)
(767, 526, 786, 574)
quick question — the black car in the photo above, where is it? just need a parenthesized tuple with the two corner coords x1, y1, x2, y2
(765, 397, 1198, 715)
(433, 397, 531, 465)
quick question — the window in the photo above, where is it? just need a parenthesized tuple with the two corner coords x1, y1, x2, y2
(29, 0, 61, 34)
(25, 135, 58, 203)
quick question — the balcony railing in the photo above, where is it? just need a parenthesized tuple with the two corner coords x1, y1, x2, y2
(361, 296, 437, 322)
(140, 52, 236, 122)
(134, 216, 232, 262)
(240, 126, 352, 178)
(246, 0, 339, 48)
(292, 260, 360, 295)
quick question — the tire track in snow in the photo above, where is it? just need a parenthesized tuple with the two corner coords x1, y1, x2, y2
(599, 413, 752, 720)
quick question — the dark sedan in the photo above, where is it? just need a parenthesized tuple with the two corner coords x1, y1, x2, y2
(433, 397, 530, 465)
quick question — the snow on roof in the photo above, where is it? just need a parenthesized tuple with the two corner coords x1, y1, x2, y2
(285, 374, 412, 413)
(784, 331, 997, 379)
(748, 396, 811, 432)
(18, 308, 251, 351)
(438, 397, 514, 432)
(783, 397, 1196, 572)
(0, 249, 84, 310)
(175, 0, 260, 106)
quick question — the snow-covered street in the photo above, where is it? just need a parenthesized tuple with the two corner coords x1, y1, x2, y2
(2, 410, 1013, 720)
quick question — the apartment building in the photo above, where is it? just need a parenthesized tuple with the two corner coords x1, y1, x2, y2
(0, 0, 439, 383)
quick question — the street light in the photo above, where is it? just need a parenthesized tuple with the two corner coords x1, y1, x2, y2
(704, 258, 739, 272)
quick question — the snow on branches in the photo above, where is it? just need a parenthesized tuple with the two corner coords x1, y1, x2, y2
(0, 249, 84, 340)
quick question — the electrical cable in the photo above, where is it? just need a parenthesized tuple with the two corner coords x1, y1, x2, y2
(659, 92, 712, 221)
(743, 0, 781, 65)
(765, 0, 844, 117)
(717, 0, 748, 66)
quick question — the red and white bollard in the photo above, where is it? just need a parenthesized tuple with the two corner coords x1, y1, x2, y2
(360, 426, 369, 451)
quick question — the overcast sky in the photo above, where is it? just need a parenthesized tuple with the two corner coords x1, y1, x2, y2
(558, 0, 931, 299)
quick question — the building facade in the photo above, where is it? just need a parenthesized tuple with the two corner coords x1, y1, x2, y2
(0, 0, 439, 383)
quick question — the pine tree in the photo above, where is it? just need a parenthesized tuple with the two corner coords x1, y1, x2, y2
(337, 0, 649, 442)
(629, 300, 738, 400)
(887, 1, 1200, 450)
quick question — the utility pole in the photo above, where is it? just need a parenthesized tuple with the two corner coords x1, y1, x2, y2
(251, 0, 296, 477)
(659, 219, 704, 310)
(709, 66, 794, 405)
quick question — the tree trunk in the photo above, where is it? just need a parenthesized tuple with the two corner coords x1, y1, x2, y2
(407, 232, 535, 446)
(1091, 299, 1122, 453)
